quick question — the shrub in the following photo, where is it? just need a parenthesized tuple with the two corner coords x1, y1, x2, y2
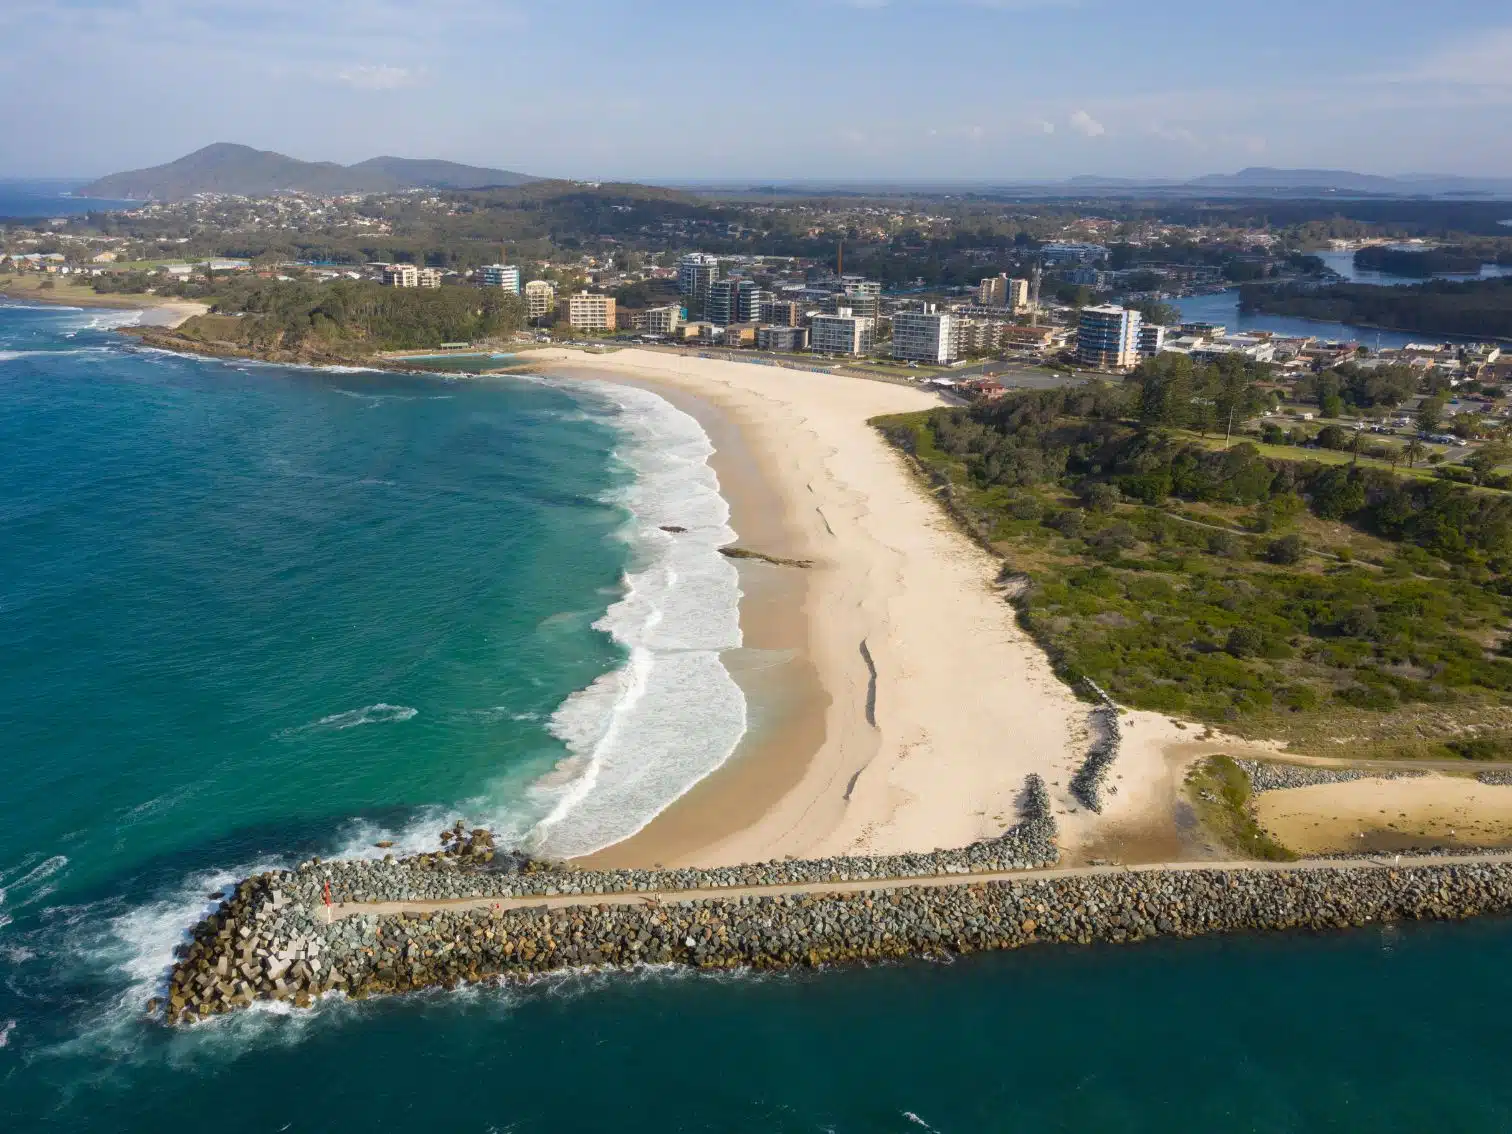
(1446, 736, 1512, 761)
(1266, 534, 1305, 565)
(1225, 626, 1264, 658)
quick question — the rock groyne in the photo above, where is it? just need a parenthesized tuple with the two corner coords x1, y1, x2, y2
(1236, 760, 1427, 793)
(1069, 680, 1121, 813)
(158, 857, 1512, 1025)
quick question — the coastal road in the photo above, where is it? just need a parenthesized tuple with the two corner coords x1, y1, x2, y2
(325, 850, 1512, 922)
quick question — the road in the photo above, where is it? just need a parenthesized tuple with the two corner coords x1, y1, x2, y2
(324, 849, 1512, 922)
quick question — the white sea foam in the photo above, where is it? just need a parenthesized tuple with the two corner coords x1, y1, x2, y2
(0, 347, 109, 361)
(0, 1019, 15, 1048)
(277, 703, 417, 737)
(0, 854, 70, 915)
(61, 309, 142, 336)
(525, 379, 747, 858)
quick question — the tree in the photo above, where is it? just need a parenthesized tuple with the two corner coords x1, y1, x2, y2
(1320, 392, 1345, 419)
(1132, 299, 1181, 326)
(1315, 424, 1349, 450)
(1404, 438, 1427, 468)
(1465, 443, 1512, 486)
(1078, 481, 1122, 513)
(1416, 395, 1448, 434)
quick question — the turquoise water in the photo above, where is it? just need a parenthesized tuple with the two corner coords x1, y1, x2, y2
(4, 301, 1512, 1131)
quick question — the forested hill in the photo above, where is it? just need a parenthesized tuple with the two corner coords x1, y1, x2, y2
(81, 144, 537, 201)
(1239, 277, 1512, 340)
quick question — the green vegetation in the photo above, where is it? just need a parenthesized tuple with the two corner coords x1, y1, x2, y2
(1353, 245, 1486, 277)
(1184, 756, 1295, 861)
(876, 377, 1512, 746)
(171, 277, 526, 354)
(1239, 277, 1512, 340)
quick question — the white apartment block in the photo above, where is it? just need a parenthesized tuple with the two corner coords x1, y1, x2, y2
(416, 268, 442, 289)
(633, 305, 682, 335)
(1077, 305, 1142, 369)
(561, 291, 616, 331)
(976, 275, 1030, 311)
(381, 264, 419, 287)
(523, 279, 557, 321)
(892, 308, 957, 364)
(480, 264, 521, 292)
(677, 252, 719, 305)
(809, 310, 874, 356)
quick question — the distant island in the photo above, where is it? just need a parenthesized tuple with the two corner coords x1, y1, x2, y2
(1354, 245, 1493, 277)
(1240, 277, 1512, 340)
(80, 143, 538, 201)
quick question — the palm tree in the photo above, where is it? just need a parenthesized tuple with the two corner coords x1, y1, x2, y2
(1404, 438, 1427, 468)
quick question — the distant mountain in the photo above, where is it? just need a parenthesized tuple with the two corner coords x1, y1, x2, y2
(345, 156, 535, 190)
(79, 143, 537, 201)
(1186, 167, 1405, 192)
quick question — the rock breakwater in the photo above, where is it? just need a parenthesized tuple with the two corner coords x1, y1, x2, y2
(1236, 761, 1427, 793)
(158, 855, 1512, 1025)
(1069, 680, 1121, 813)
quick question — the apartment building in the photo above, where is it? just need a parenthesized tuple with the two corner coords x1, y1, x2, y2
(954, 318, 1008, 357)
(757, 325, 808, 352)
(738, 286, 769, 324)
(560, 291, 617, 332)
(381, 263, 419, 287)
(892, 307, 957, 364)
(479, 264, 521, 292)
(809, 309, 874, 356)
(759, 299, 801, 327)
(1077, 305, 1142, 369)
(416, 268, 442, 289)
(523, 279, 556, 321)
(721, 323, 759, 348)
(1138, 323, 1168, 358)
(677, 252, 719, 312)
(630, 305, 682, 335)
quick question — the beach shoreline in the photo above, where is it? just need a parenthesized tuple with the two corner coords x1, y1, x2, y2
(524, 348, 1138, 871)
(0, 278, 207, 327)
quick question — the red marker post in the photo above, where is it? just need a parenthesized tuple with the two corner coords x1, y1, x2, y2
(323, 880, 333, 924)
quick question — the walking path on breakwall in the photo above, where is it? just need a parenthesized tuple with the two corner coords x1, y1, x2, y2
(326, 850, 1512, 921)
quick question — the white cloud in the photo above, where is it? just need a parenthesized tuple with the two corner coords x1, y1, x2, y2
(1036, 118, 1055, 134)
(333, 64, 421, 90)
(1069, 109, 1105, 137)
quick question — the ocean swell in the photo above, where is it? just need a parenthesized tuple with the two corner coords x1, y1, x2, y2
(528, 380, 747, 858)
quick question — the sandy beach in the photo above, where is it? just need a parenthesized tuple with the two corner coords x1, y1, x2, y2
(0, 277, 206, 326)
(528, 347, 1126, 870)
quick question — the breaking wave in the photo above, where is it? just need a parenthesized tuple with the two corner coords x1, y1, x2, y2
(525, 380, 747, 858)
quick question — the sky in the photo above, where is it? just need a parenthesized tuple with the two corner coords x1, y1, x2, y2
(2, 0, 1511, 182)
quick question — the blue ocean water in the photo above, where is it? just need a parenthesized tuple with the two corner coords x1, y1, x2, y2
(4, 301, 1512, 1131)
(0, 180, 138, 219)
